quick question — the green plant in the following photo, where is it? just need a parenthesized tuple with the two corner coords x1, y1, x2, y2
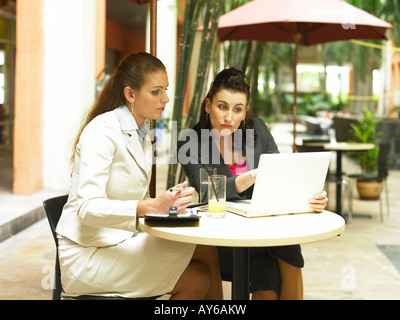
(350, 108, 382, 173)
(167, 0, 223, 187)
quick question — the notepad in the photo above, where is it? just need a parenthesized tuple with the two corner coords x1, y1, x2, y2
(144, 208, 201, 222)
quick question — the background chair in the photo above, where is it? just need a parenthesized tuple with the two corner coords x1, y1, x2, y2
(347, 142, 390, 222)
(43, 195, 159, 300)
(333, 117, 358, 142)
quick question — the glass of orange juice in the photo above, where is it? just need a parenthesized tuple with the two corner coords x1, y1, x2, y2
(207, 175, 226, 218)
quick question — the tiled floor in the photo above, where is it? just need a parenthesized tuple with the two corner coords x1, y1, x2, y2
(0, 218, 55, 299)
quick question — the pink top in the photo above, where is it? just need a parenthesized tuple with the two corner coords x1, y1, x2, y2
(226, 161, 248, 176)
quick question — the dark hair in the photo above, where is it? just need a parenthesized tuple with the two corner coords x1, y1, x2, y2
(71, 52, 166, 162)
(193, 67, 254, 133)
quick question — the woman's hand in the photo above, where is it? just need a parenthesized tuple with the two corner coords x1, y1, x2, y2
(309, 191, 328, 213)
(162, 181, 195, 213)
(235, 169, 258, 194)
(137, 181, 195, 216)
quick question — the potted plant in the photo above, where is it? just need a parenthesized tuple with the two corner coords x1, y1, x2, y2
(350, 108, 382, 199)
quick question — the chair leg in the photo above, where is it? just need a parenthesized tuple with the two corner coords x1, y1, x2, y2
(347, 178, 353, 224)
(384, 179, 390, 217)
(341, 177, 349, 223)
(378, 182, 383, 223)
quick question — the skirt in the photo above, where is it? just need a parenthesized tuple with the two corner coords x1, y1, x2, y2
(58, 232, 196, 299)
(218, 244, 304, 296)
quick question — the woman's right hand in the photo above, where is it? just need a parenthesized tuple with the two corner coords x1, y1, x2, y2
(235, 168, 258, 194)
(137, 181, 195, 216)
(158, 181, 195, 213)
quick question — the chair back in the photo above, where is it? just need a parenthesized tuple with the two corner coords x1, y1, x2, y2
(296, 144, 325, 153)
(43, 195, 68, 300)
(377, 142, 390, 180)
(333, 117, 358, 142)
(43, 195, 68, 246)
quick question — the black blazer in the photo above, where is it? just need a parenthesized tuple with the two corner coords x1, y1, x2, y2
(177, 118, 279, 201)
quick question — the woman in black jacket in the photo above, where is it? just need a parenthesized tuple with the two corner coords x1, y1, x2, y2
(178, 67, 327, 299)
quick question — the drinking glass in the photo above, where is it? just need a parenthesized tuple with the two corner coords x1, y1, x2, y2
(199, 167, 217, 203)
(208, 175, 226, 218)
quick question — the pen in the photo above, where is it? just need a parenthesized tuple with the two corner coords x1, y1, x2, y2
(169, 187, 185, 192)
(187, 202, 207, 208)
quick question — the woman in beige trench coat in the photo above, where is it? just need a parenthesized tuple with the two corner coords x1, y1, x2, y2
(56, 52, 222, 300)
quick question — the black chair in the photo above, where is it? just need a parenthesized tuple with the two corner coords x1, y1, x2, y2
(43, 195, 68, 300)
(333, 117, 358, 142)
(43, 195, 159, 300)
(347, 143, 390, 222)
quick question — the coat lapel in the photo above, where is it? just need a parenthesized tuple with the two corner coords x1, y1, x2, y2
(125, 131, 151, 178)
(142, 134, 153, 176)
(114, 106, 152, 179)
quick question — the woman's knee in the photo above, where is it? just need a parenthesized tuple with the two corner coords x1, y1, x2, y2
(193, 245, 220, 266)
(170, 260, 211, 299)
(184, 261, 211, 298)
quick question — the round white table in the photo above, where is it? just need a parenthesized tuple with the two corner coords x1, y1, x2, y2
(139, 210, 345, 299)
(323, 142, 375, 216)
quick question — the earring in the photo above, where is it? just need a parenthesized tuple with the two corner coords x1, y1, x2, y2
(130, 101, 135, 114)
(241, 120, 245, 127)
(206, 113, 210, 120)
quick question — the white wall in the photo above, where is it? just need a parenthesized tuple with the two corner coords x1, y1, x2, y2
(146, 0, 177, 118)
(40, 0, 176, 190)
(42, 0, 96, 190)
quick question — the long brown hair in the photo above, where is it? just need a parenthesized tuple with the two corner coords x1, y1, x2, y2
(71, 52, 166, 162)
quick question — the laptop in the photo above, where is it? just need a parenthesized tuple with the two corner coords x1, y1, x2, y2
(226, 152, 331, 217)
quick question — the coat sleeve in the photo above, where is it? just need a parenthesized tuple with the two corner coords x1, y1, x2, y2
(74, 120, 138, 232)
(177, 132, 206, 193)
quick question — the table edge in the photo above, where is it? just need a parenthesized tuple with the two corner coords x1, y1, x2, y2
(139, 211, 345, 247)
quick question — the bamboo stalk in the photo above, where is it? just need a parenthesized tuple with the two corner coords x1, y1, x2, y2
(178, 0, 223, 182)
(167, 0, 200, 188)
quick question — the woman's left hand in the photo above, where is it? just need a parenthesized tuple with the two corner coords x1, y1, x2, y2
(309, 191, 328, 213)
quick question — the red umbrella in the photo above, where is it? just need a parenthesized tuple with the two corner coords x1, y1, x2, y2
(217, 0, 392, 150)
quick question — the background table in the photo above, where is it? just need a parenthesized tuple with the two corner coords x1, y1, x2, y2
(323, 142, 375, 216)
(139, 210, 345, 299)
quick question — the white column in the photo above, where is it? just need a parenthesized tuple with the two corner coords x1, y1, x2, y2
(146, 0, 177, 117)
(42, 0, 96, 190)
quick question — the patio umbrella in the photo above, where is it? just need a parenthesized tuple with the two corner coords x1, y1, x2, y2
(130, 0, 158, 196)
(217, 0, 392, 150)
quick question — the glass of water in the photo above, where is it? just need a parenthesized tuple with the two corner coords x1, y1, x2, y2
(199, 167, 217, 203)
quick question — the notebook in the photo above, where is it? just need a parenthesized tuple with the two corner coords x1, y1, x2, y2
(144, 207, 201, 222)
(226, 152, 331, 217)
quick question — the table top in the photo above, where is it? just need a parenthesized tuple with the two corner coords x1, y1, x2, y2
(139, 211, 345, 247)
(323, 142, 375, 151)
